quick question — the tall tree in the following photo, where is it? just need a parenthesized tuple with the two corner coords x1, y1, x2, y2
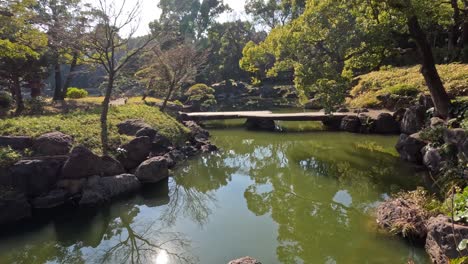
(136, 42, 205, 112)
(85, 0, 154, 154)
(245, 0, 306, 30)
(0, 0, 48, 114)
(36, 0, 85, 100)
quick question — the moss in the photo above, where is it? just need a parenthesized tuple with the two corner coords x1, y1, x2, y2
(0, 147, 21, 168)
(0, 104, 190, 154)
(348, 64, 468, 108)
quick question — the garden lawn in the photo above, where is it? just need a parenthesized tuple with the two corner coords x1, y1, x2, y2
(348, 63, 468, 108)
(0, 104, 190, 154)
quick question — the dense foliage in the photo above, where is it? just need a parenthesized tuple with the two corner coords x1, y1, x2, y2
(185, 83, 217, 111)
(65, 87, 88, 99)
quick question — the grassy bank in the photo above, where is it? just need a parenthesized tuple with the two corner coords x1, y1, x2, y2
(0, 104, 189, 154)
(348, 64, 468, 108)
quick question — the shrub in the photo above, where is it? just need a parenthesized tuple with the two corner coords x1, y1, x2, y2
(25, 96, 46, 115)
(0, 147, 21, 168)
(185, 84, 217, 111)
(0, 91, 13, 110)
(387, 84, 420, 97)
(446, 187, 468, 223)
(66, 87, 89, 99)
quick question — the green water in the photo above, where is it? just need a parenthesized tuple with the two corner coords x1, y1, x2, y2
(0, 125, 431, 264)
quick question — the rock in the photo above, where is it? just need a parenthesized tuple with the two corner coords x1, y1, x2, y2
(443, 128, 467, 146)
(340, 116, 361, 133)
(423, 146, 445, 173)
(419, 94, 434, 110)
(31, 189, 67, 209)
(135, 156, 169, 183)
(117, 119, 151, 136)
(425, 216, 468, 264)
(358, 114, 375, 133)
(152, 134, 173, 155)
(184, 121, 210, 142)
(57, 179, 86, 195)
(374, 113, 400, 134)
(117, 137, 152, 170)
(304, 98, 322, 110)
(0, 189, 31, 224)
(0, 136, 33, 150)
(396, 133, 427, 163)
(228, 257, 261, 264)
(201, 144, 218, 153)
(460, 139, 468, 159)
(376, 198, 428, 240)
(79, 174, 140, 206)
(245, 118, 276, 131)
(135, 127, 157, 140)
(430, 117, 445, 128)
(61, 146, 125, 179)
(393, 108, 407, 123)
(401, 105, 426, 134)
(33, 132, 73, 156)
(322, 116, 343, 130)
(3, 158, 65, 197)
(164, 149, 186, 169)
(181, 145, 199, 157)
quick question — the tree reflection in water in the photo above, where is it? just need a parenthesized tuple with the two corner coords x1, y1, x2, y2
(217, 132, 426, 263)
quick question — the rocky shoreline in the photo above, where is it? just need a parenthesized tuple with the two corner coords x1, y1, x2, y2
(0, 120, 217, 225)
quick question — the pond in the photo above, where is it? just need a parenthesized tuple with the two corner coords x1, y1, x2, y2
(0, 122, 431, 264)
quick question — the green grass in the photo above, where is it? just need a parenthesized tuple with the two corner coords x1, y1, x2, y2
(348, 63, 468, 108)
(0, 104, 190, 154)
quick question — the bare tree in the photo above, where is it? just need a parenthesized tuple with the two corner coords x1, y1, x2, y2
(136, 42, 206, 112)
(85, 0, 154, 154)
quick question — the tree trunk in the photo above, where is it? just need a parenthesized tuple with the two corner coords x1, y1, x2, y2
(407, 16, 451, 119)
(62, 53, 79, 98)
(161, 84, 176, 113)
(53, 63, 63, 101)
(101, 73, 114, 155)
(13, 75, 24, 115)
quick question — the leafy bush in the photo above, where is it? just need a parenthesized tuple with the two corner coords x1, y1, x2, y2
(387, 84, 420, 96)
(0, 92, 13, 110)
(0, 147, 21, 168)
(66, 87, 88, 99)
(25, 96, 46, 115)
(419, 126, 446, 147)
(451, 187, 468, 222)
(185, 84, 217, 111)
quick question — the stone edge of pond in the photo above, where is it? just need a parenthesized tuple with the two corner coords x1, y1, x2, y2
(0, 119, 218, 226)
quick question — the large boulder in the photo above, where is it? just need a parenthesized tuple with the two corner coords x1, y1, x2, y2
(401, 105, 426, 134)
(376, 198, 428, 240)
(135, 127, 157, 140)
(340, 115, 361, 133)
(117, 136, 152, 170)
(61, 146, 125, 179)
(79, 174, 141, 206)
(374, 113, 400, 134)
(0, 189, 31, 225)
(117, 119, 152, 136)
(422, 146, 445, 173)
(228, 257, 261, 264)
(184, 121, 210, 142)
(0, 136, 33, 150)
(31, 189, 67, 209)
(33, 132, 73, 156)
(396, 133, 427, 164)
(425, 216, 468, 264)
(443, 128, 467, 146)
(245, 118, 276, 131)
(3, 157, 66, 197)
(135, 156, 169, 183)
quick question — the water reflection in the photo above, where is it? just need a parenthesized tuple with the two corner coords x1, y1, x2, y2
(212, 130, 428, 263)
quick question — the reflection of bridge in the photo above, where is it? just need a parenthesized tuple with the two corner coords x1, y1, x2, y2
(179, 111, 349, 122)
